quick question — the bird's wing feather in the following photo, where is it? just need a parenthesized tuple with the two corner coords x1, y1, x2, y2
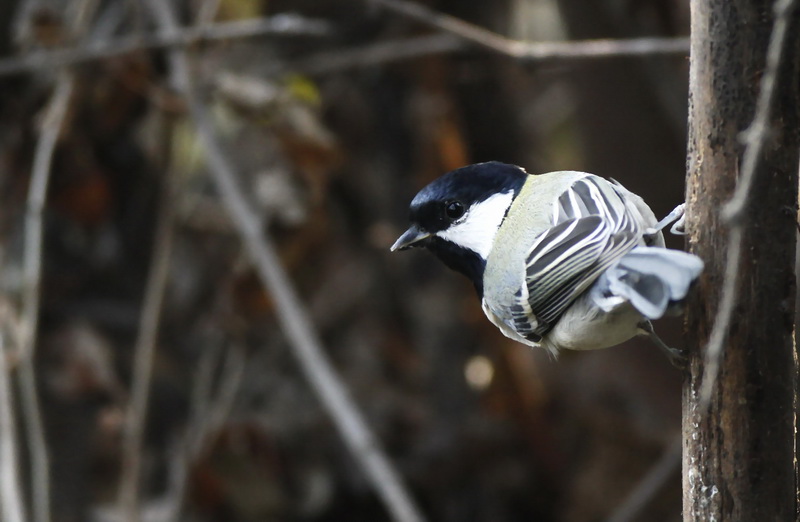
(515, 176, 642, 335)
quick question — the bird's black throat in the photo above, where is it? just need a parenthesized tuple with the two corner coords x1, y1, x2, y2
(424, 237, 486, 297)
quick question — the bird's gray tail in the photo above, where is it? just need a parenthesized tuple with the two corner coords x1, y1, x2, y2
(591, 247, 704, 319)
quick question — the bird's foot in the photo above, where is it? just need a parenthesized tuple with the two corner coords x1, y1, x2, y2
(638, 320, 687, 369)
(645, 203, 687, 239)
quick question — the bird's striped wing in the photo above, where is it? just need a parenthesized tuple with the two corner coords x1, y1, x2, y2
(511, 176, 642, 339)
(553, 175, 636, 232)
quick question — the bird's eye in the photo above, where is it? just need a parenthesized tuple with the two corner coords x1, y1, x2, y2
(444, 201, 465, 220)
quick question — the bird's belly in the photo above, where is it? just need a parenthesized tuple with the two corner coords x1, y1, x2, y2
(545, 294, 642, 351)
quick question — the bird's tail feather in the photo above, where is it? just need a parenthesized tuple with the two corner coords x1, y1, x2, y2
(593, 247, 703, 320)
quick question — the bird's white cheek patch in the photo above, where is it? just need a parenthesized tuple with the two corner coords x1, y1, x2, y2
(436, 191, 514, 259)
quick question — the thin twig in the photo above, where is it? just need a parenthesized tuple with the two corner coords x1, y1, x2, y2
(516, 36, 690, 59)
(0, 14, 331, 77)
(369, 0, 514, 55)
(142, 342, 220, 522)
(368, 0, 689, 60)
(698, 0, 798, 408)
(0, 332, 27, 522)
(17, 73, 75, 522)
(605, 437, 681, 522)
(143, 2, 425, 521)
(116, 165, 177, 522)
(722, 2, 797, 224)
(188, 343, 245, 456)
(187, 341, 222, 443)
(287, 34, 688, 80)
(161, 438, 191, 522)
(20, 75, 73, 361)
(183, 340, 245, 457)
(696, 228, 742, 407)
(285, 33, 463, 76)
(166, 342, 245, 522)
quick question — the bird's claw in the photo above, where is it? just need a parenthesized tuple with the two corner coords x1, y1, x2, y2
(638, 320, 688, 369)
(646, 203, 687, 237)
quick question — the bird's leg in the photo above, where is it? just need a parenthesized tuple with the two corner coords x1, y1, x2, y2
(637, 320, 687, 368)
(645, 203, 687, 240)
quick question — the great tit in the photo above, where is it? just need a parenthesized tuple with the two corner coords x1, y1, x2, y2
(391, 161, 703, 359)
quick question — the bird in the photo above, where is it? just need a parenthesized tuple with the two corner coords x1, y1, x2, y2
(391, 161, 703, 360)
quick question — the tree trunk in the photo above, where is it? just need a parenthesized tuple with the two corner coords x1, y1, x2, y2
(683, 0, 800, 520)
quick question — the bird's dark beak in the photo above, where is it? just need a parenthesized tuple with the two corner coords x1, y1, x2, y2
(390, 226, 431, 251)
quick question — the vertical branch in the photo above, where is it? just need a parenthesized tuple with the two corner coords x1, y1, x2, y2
(143, 2, 425, 521)
(698, 0, 800, 406)
(683, 0, 800, 521)
(18, 73, 75, 522)
(20, 75, 74, 363)
(17, 6, 100, 521)
(116, 165, 177, 521)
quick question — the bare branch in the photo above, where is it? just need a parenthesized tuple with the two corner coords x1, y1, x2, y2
(368, 0, 688, 61)
(698, 0, 798, 408)
(0, 14, 331, 78)
(187, 341, 222, 442)
(287, 33, 463, 76)
(473, 35, 689, 60)
(187, 344, 245, 456)
(370, 0, 512, 55)
(0, 3, 690, 80)
(125, 340, 245, 522)
(290, 34, 690, 78)
(288, 35, 681, 78)
(116, 165, 177, 521)
(0, 3, 691, 91)
(0, 330, 27, 522)
(17, 72, 75, 522)
(20, 75, 73, 361)
(165, 342, 245, 522)
(143, 2, 426, 521)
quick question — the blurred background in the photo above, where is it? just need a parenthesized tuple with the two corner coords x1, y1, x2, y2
(0, 0, 691, 520)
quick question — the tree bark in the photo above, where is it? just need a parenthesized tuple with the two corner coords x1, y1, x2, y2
(683, 0, 800, 521)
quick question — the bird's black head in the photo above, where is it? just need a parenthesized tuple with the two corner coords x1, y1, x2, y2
(391, 161, 529, 295)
